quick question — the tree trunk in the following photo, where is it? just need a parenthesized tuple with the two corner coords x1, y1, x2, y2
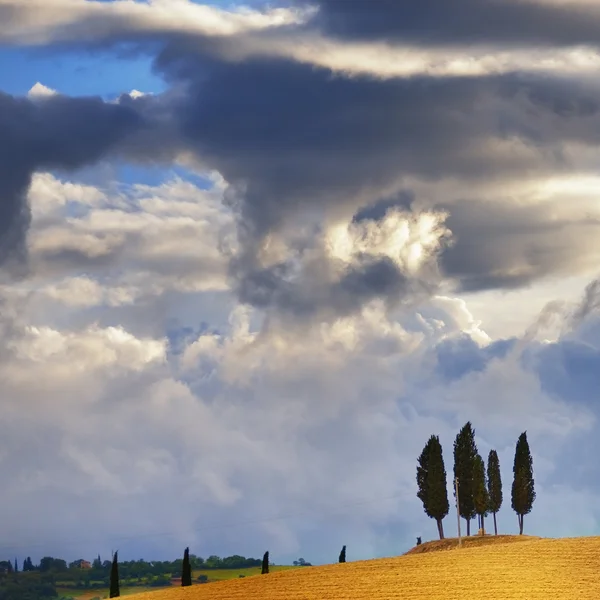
(519, 514, 524, 535)
(481, 513, 485, 534)
(436, 518, 445, 540)
(493, 512, 498, 535)
(466, 518, 471, 537)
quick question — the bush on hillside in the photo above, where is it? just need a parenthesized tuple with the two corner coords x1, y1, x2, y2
(149, 575, 171, 587)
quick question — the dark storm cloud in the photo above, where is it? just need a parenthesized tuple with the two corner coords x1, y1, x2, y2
(352, 192, 415, 224)
(6, 29, 600, 312)
(308, 0, 600, 47)
(136, 49, 600, 309)
(0, 92, 143, 270)
(237, 255, 411, 319)
(439, 199, 600, 292)
(570, 278, 600, 329)
(435, 335, 515, 382)
(150, 51, 600, 221)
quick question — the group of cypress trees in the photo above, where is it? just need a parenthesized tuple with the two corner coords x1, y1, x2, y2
(416, 421, 535, 540)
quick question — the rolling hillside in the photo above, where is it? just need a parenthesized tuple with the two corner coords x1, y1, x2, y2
(124, 535, 600, 599)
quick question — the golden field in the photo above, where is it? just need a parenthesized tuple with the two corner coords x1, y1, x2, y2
(127, 535, 600, 600)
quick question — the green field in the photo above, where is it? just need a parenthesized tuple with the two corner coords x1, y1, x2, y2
(56, 566, 299, 599)
(192, 565, 296, 581)
(57, 586, 155, 599)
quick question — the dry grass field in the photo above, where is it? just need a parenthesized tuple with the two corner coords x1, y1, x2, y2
(125, 535, 600, 600)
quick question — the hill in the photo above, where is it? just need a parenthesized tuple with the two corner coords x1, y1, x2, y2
(124, 535, 600, 599)
(404, 533, 541, 554)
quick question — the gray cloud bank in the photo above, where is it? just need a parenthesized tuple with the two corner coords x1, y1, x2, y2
(0, 92, 142, 272)
(308, 0, 600, 47)
(2, 1, 600, 314)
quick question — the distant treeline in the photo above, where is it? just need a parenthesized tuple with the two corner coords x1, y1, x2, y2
(2, 553, 263, 577)
(0, 571, 57, 600)
(0, 553, 266, 600)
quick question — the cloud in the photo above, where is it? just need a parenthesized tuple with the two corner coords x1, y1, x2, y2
(124, 52, 600, 308)
(2, 277, 596, 562)
(0, 0, 311, 47)
(6, 0, 600, 82)
(5, 4, 600, 310)
(25, 172, 236, 297)
(1, 168, 600, 564)
(308, 0, 600, 47)
(0, 92, 143, 271)
(27, 82, 58, 98)
(439, 195, 600, 292)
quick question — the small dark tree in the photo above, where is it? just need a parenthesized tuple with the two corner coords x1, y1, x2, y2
(511, 431, 536, 535)
(261, 552, 269, 575)
(473, 453, 489, 533)
(417, 434, 450, 539)
(109, 551, 120, 598)
(453, 422, 478, 536)
(14, 558, 18, 573)
(487, 449, 503, 535)
(338, 546, 346, 563)
(181, 547, 192, 587)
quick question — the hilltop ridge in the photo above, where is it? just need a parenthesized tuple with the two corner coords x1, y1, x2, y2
(404, 533, 542, 554)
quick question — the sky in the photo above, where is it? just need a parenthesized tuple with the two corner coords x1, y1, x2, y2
(2, 0, 600, 568)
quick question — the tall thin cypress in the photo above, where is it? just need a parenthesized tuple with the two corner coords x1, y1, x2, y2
(473, 453, 489, 533)
(511, 431, 536, 535)
(14, 558, 18, 573)
(487, 449, 503, 535)
(453, 422, 478, 536)
(109, 551, 120, 598)
(181, 547, 192, 587)
(339, 545, 346, 563)
(261, 551, 269, 575)
(417, 434, 449, 539)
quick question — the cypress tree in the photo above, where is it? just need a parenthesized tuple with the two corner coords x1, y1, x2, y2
(109, 551, 120, 598)
(14, 558, 18, 573)
(453, 422, 478, 536)
(487, 449, 503, 535)
(473, 453, 489, 534)
(181, 547, 192, 587)
(511, 431, 536, 535)
(261, 552, 269, 575)
(338, 545, 346, 563)
(416, 434, 449, 539)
